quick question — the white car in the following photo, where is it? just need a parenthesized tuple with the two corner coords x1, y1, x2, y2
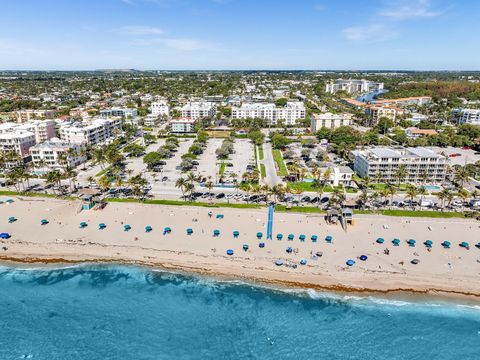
(225, 194, 234, 199)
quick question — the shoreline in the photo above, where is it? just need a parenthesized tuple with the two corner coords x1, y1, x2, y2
(1, 196, 480, 304)
(1, 256, 479, 306)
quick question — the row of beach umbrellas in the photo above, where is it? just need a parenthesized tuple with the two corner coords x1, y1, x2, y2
(376, 237, 477, 249)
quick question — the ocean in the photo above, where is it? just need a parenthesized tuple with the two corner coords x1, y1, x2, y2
(0, 264, 478, 360)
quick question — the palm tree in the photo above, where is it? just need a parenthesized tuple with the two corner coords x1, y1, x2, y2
(437, 188, 452, 210)
(331, 187, 346, 208)
(394, 165, 407, 186)
(290, 186, 303, 204)
(358, 189, 369, 209)
(97, 175, 110, 193)
(385, 183, 397, 209)
(205, 180, 214, 199)
(454, 167, 471, 189)
(175, 177, 187, 200)
(418, 186, 427, 203)
(184, 182, 195, 202)
(405, 185, 418, 209)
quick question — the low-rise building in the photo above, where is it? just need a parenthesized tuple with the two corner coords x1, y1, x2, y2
(30, 138, 86, 170)
(325, 79, 384, 94)
(180, 102, 216, 120)
(371, 96, 432, 107)
(310, 113, 352, 131)
(170, 118, 195, 133)
(366, 105, 400, 123)
(0, 130, 36, 161)
(352, 146, 448, 184)
(14, 109, 56, 123)
(319, 166, 354, 187)
(150, 100, 170, 117)
(405, 128, 438, 139)
(458, 109, 480, 125)
(58, 118, 121, 146)
(99, 108, 137, 119)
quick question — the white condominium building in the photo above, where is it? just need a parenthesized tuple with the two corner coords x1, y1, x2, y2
(366, 106, 399, 123)
(231, 102, 305, 126)
(310, 113, 352, 131)
(458, 109, 480, 125)
(30, 138, 86, 170)
(99, 108, 137, 118)
(59, 118, 121, 146)
(0, 120, 56, 144)
(352, 147, 448, 184)
(180, 102, 216, 120)
(170, 118, 195, 133)
(150, 100, 170, 117)
(325, 79, 384, 94)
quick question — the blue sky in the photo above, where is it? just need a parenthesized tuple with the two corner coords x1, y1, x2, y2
(0, 0, 477, 70)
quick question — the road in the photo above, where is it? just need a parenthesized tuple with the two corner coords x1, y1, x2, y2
(261, 142, 282, 186)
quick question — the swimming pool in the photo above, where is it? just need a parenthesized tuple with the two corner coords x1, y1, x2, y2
(422, 185, 441, 191)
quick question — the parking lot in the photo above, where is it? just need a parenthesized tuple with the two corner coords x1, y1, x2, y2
(228, 139, 255, 181)
(196, 138, 223, 181)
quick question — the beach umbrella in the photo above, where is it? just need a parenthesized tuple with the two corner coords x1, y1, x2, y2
(407, 239, 416, 247)
(424, 240, 433, 248)
(376, 237, 385, 244)
(243, 244, 249, 251)
(459, 241, 469, 249)
(259, 242, 265, 248)
(256, 232, 263, 239)
(275, 259, 283, 266)
(124, 224, 131, 231)
(411, 259, 420, 265)
(325, 235, 333, 242)
(277, 233, 283, 240)
(392, 238, 400, 246)
(286, 247, 293, 253)
(5, 199, 13, 203)
(186, 228, 193, 235)
(164, 227, 172, 234)
(216, 214, 224, 219)
(346, 259, 355, 266)
(288, 234, 294, 241)
(300, 259, 307, 265)
(40, 219, 49, 225)
(79, 222, 88, 228)
(226, 249, 234, 256)
(98, 223, 106, 230)
(475, 242, 480, 249)
(442, 241, 451, 248)
(315, 251, 323, 257)
(233, 230, 240, 238)
(213, 229, 220, 236)
(360, 255, 368, 261)
(145, 225, 153, 233)
(311, 235, 318, 242)
(0, 233, 10, 239)
(299, 234, 306, 242)
(8, 216, 16, 223)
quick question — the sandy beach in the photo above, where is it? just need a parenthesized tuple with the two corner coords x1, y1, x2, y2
(1, 196, 480, 300)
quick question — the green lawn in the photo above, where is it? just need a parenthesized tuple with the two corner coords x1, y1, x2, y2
(260, 164, 266, 178)
(95, 166, 111, 178)
(106, 198, 262, 209)
(287, 182, 358, 193)
(258, 146, 264, 161)
(369, 183, 409, 191)
(272, 149, 288, 176)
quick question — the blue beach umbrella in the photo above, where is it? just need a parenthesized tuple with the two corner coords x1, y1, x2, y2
(145, 226, 152, 233)
(243, 244, 249, 251)
(0, 233, 10, 239)
(346, 259, 355, 266)
(299, 234, 306, 242)
(186, 228, 193, 235)
(288, 234, 294, 241)
(79, 222, 88, 228)
(392, 238, 400, 246)
(259, 242, 265, 248)
(442, 241, 451, 248)
(360, 255, 368, 261)
(216, 214, 224, 219)
(311, 235, 318, 242)
(459, 241, 469, 249)
(376, 237, 384, 244)
(8, 217, 16, 223)
(475, 242, 480, 249)
(275, 259, 283, 266)
(233, 230, 239, 238)
(325, 235, 333, 242)
(40, 219, 49, 225)
(277, 233, 283, 240)
(164, 227, 171, 234)
(98, 223, 106, 230)
(226, 249, 234, 256)
(256, 232, 263, 239)
(424, 240, 433, 248)
(407, 239, 416, 247)
(124, 224, 131, 231)
(286, 247, 293, 253)
(213, 229, 220, 236)
(300, 259, 307, 265)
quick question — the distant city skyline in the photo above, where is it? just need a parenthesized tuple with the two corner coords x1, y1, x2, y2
(0, 0, 477, 70)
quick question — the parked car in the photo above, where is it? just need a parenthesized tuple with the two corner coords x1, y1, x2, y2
(215, 193, 225, 199)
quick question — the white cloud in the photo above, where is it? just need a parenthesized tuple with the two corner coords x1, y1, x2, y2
(129, 37, 211, 51)
(342, 24, 397, 42)
(379, 0, 442, 20)
(119, 25, 164, 35)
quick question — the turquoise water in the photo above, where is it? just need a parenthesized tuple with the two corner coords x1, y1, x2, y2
(0, 265, 479, 360)
(422, 185, 441, 191)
